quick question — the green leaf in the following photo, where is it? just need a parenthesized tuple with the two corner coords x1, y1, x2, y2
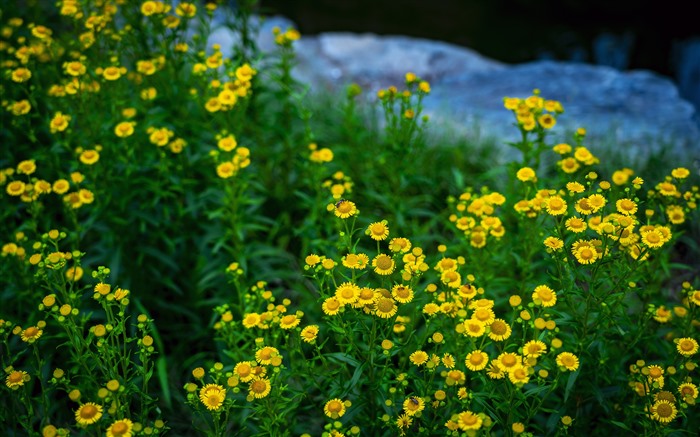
(564, 369, 580, 402)
(156, 357, 171, 409)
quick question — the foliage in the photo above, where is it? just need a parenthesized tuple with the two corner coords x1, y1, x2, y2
(1, 1, 698, 436)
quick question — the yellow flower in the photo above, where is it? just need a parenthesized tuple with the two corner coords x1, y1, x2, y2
(409, 350, 429, 366)
(50, 112, 71, 133)
(532, 285, 557, 307)
(322, 296, 342, 316)
(199, 384, 226, 410)
(456, 410, 482, 431)
(5, 369, 30, 389)
(545, 196, 567, 216)
(106, 418, 133, 437)
(676, 337, 698, 356)
(75, 402, 103, 426)
(324, 398, 346, 419)
(543, 236, 564, 251)
(671, 167, 689, 179)
(556, 352, 579, 371)
(176, 2, 197, 17)
(102, 66, 123, 81)
(79, 150, 100, 165)
(372, 253, 395, 276)
(10, 100, 31, 115)
(650, 399, 677, 423)
(465, 350, 489, 371)
(403, 396, 425, 416)
(335, 282, 360, 305)
(391, 284, 414, 304)
(255, 346, 279, 365)
(114, 121, 135, 138)
(248, 377, 271, 399)
(300, 325, 319, 343)
(20, 326, 43, 343)
(516, 167, 536, 182)
(366, 221, 389, 240)
(333, 199, 358, 219)
(233, 361, 255, 382)
(374, 297, 398, 319)
(523, 340, 547, 358)
(6, 180, 26, 196)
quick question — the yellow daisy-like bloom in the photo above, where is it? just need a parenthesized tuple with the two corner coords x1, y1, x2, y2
(322, 297, 343, 316)
(300, 325, 319, 343)
(666, 206, 685, 225)
(218, 135, 237, 152)
(488, 319, 511, 341)
(587, 194, 606, 212)
(114, 121, 135, 138)
(216, 162, 236, 179)
(487, 362, 506, 379)
(522, 340, 547, 358)
(255, 346, 279, 365)
(573, 244, 599, 265)
(5, 370, 30, 389)
(249, 378, 271, 399)
(175, 2, 197, 17)
(199, 384, 226, 410)
(403, 396, 426, 416)
(397, 413, 413, 430)
(472, 307, 496, 325)
(545, 196, 567, 216)
(372, 253, 395, 275)
(556, 352, 580, 371)
(559, 157, 580, 174)
(305, 254, 321, 266)
(456, 410, 482, 431)
(334, 200, 358, 219)
(544, 236, 564, 251)
(356, 287, 376, 307)
(463, 319, 486, 338)
(532, 285, 557, 307)
(20, 326, 43, 343)
(565, 216, 587, 233)
(388, 237, 411, 253)
(409, 350, 429, 366)
(465, 350, 489, 371)
(366, 221, 389, 241)
(616, 198, 638, 215)
(234, 361, 255, 382)
(678, 382, 698, 400)
(335, 282, 360, 305)
(516, 167, 536, 182)
(391, 284, 414, 304)
(341, 253, 369, 269)
(676, 337, 698, 356)
(106, 418, 133, 437)
(650, 399, 677, 423)
(324, 398, 346, 419)
(553, 143, 572, 154)
(75, 402, 103, 425)
(17, 159, 36, 175)
(79, 150, 100, 165)
(656, 181, 678, 196)
(242, 312, 261, 329)
(102, 66, 123, 81)
(641, 229, 664, 249)
(50, 112, 71, 133)
(508, 366, 530, 385)
(671, 167, 690, 179)
(496, 352, 522, 373)
(375, 297, 398, 319)
(6, 181, 26, 197)
(538, 113, 556, 129)
(445, 369, 466, 386)
(279, 314, 300, 330)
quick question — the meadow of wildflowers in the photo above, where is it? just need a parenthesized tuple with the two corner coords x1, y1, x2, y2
(1, 1, 699, 436)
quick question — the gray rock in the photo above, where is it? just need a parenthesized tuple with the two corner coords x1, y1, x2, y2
(209, 17, 700, 159)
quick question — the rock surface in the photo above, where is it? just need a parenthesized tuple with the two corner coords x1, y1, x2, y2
(210, 16, 700, 158)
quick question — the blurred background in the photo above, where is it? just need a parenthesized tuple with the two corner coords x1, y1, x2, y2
(259, 0, 700, 111)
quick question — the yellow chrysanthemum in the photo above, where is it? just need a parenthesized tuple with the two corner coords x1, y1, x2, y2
(106, 418, 133, 437)
(324, 398, 346, 419)
(248, 378, 271, 399)
(199, 384, 226, 410)
(366, 221, 389, 241)
(465, 350, 489, 371)
(556, 352, 580, 371)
